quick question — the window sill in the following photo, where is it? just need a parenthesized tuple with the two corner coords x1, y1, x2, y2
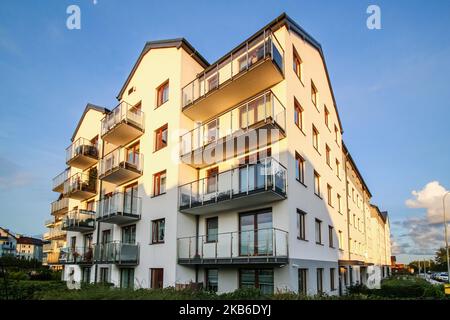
(155, 100, 169, 110)
(295, 125, 307, 136)
(153, 145, 168, 153)
(149, 242, 165, 245)
(296, 179, 307, 188)
(204, 240, 218, 244)
(297, 237, 308, 242)
(315, 193, 322, 200)
(314, 147, 321, 156)
(316, 242, 324, 246)
(151, 192, 167, 198)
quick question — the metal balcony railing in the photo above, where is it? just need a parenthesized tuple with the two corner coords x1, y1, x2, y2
(181, 30, 284, 108)
(62, 209, 96, 231)
(96, 192, 141, 222)
(66, 137, 99, 165)
(179, 157, 287, 212)
(50, 197, 69, 214)
(63, 172, 97, 197)
(101, 101, 145, 137)
(59, 246, 94, 264)
(44, 225, 66, 240)
(52, 169, 69, 192)
(93, 242, 139, 265)
(99, 148, 143, 180)
(180, 90, 286, 157)
(178, 227, 288, 264)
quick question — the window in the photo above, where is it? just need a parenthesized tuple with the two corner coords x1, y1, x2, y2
(353, 214, 356, 227)
(297, 209, 306, 240)
(349, 238, 352, 252)
(330, 268, 336, 291)
(120, 268, 134, 289)
(295, 152, 305, 184)
(206, 167, 219, 194)
(150, 268, 164, 289)
(315, 219, 322, 244)
(205, 269, 218, 292)
(314, 171, 321, 197)
(154, 124, 168, 151)
(153, 170, 166, 196)
(334, 125, 339, 144)
(156, 80, 169, 107)
(316, 268, 323, 294)
(352, 188, 355, 202)
(239, 269, 274, 295)
(294, 99, 303, 131)
(328, 225, 334, 248)
(151, 219, 165, 244)
(122, 224, 136, 244)
(298, 268, 308, 295)
(336, 159, 341, 179)
(327, 184, 333, 206)
(325, 145, 331, 166)
(311, 81, 318, 107)
(293, 47, 303, 83)
(312, 125, 319, 151)
(337, 194, 342, 213)
(324, 106, 330, 128)
(338, 230, 344, 250)
(206, 217, 218, 242)
(357, 218, 361, 231)
(100, 267, 109, 283)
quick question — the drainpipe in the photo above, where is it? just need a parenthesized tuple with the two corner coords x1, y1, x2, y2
(343, 151, 351, 262)
(94, 136, 105, 283)
(195, 215, 200, 283)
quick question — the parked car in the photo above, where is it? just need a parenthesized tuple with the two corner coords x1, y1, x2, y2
(439, 272, 449, 282)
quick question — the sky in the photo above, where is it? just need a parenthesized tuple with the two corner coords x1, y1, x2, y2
(0, 0, 449, 263)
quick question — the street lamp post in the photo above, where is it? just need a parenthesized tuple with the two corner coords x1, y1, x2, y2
(443, 191, 450, 284)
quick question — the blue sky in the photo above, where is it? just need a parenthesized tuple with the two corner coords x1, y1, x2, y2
(0, 0, 449, 263)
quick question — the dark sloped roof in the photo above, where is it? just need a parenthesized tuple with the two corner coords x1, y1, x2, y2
(17, 236, 44, 246)
(117, 38, 210, 100)
(71, 103, 109, 142)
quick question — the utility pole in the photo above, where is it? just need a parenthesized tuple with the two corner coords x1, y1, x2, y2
(443, 192, 450, 283)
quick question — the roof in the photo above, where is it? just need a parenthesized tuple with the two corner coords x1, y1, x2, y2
(71, 103, 109, 142)
(117, 38, 210, 100)
(370, 204, 389, 223)
(343, 142, 373, 198)
(0, 227, 16, 239)
(16, 236, 44, 246)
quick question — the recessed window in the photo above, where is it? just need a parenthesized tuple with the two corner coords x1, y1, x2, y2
(336, 159, 341, 179)
(295, 152, 305, 185)
(316, 268, 323, 294)
(325, 144, 331, 166)
(311, 81, 318, 107)
(151, 219, 165, 244)
(337, 194, 342, 213)
(328, 225, 334, 248)
(154, 124, 168, 151)
(153, 170, 166, 196)
(324, 106, 329, 128)
(205, 269, 218, 292)
(334, 125, 339, 145)
(312, 125, 319, 152)
(315, 219, 322, 244)
(206, 217, 218, 242)
(239, 269, 274, 295)
(156, 80, 169, 107)
(314, 171, 321, 197)
(297, 209, 307, 240)
(330, 268, 336, 291)
(294, 99, 303, 131)
(293, 47, 303, 83)
(327, 184, 333, 206)
(338, 230, 344, 250)
(206, 167, 219, 194)
(150, 268, 164, 289)
(127, 86, 135, 96)
(298, 268, 308, 295)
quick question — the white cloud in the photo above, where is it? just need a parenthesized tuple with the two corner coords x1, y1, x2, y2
(405, 181, 449, 224)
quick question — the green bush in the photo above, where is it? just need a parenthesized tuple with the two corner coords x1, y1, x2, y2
(1, 280, 66, 300)
(8, 271, 29, 281)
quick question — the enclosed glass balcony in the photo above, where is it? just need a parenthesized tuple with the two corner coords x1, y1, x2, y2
(66, 137, 99, 170)
(93, 242, 139, 265)
(178, 227, 288, 265)
(181, 30, 284, 121)
(99, 148, 143, 185)
(96, 192, 141, 224)
(178, 157, 287, 214)
(180, 91, 286, 168)
(101, 101, 144, 146)
(62, 209, 96, 232)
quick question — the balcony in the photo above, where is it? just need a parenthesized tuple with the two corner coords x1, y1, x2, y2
(96, 192, 141, 224)
(62, 209, 96, 232)
(179, 157, 287, 215)
(101, 101, 144, 145)
(45, 219, 55, 228)
(178, 228, 288, 265)
(63, 172, 97, 200)
(66, 137, 99, 170)
(51, 197, 69, 215)
(44, 251, 61, 265)
(52, 169, 69, 193)
(43, 225, 66, 240)
(93, 242, 139, 265)
(181, 30, 284, 121)
(43, 243, 53, 253)
(180, 91, 286, 168)
(59, 247, 94, 265)
(99, 148, 143, 185)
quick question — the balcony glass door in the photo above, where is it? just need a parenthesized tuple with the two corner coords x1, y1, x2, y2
(122, 225, 136, 244)
(126, 143, 140, 167)
(124, 183, 138, 215)
(239, 210, 273, 256)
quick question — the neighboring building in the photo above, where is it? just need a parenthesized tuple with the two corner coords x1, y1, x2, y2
(0, 227, 17, 257)
(16, 236, 45, 261)
(48, 13, 391, 295)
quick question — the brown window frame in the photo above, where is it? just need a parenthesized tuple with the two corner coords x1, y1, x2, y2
(156, 80, 169, 108)
(297, 209, 307, 241)
(150, 268, 164, 289)
(311, 81, 318, 107)
(151, 218, 165, 244)
(154, 124, 168, 152)
(293, 47, 303, 83)
(312, 125, 319, 152)
(295, 152, 305, 185)
(153, 170, 166, 197)
(294, 98, 303, 131)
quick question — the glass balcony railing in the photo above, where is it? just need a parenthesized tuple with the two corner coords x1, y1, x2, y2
(52, 169, 69, 192)
(96, 192, 141, 224)
(44, 225, 66, 240)
(178, 227, 288, 265)
(50, 197, 69, 215)
(99, 148, 143, 185)
(45, 219, 55, 227)
(44, 251, 61, 265)
(66, 137, 99, 169)
(101, 101, 144, 145)
(63, 172, 97, 200)
(62, 209, 96, 232)
(181, 30, 284, 110)
(178, 157, 287, 214)
(180, 90, 286, 160)
(59, 247, 94, 264)
(93, 242, 139, 265)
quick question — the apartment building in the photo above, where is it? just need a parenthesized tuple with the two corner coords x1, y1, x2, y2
(16, 236, 44, 261)
(48, 13, 391, 295)
(0, 227, 17, 257)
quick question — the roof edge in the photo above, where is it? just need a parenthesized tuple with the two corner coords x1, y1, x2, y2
(70, 103, 109, 142)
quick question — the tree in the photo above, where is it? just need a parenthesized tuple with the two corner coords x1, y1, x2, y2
(434, 247, 448, 272)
